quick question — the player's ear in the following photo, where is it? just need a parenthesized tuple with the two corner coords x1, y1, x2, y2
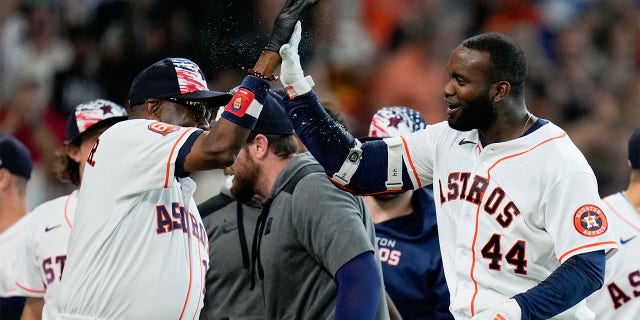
(64, 143, 83, 163)
(252, 134, 270, 160)
(0, 168, 9, 189)
(144, 99, 161, 118)
(492, 81, 510, 102)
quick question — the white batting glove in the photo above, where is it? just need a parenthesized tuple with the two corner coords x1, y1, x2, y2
(279, 20, 314, 99)
(472, 299, 522, 320)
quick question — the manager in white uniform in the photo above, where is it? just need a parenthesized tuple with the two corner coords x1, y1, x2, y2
(56, 57, 270, 320)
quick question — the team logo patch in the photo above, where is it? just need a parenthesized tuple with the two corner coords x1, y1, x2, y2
(224, 88, 254, 117)
(148, 122, 180, 135)
(573, 204, 608, 237)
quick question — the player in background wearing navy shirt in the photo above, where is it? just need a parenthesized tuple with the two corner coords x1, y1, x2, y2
(362, 106, 454, 320)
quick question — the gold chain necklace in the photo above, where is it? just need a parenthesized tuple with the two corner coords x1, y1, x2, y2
(520, 113, 533, 137)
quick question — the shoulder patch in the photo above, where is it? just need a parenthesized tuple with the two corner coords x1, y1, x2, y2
(573, 204, 608, 237)
(148, 122, 180, 135)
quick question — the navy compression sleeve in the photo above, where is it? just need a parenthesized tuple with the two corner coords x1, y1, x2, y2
(513, 250, 605, 320)
(285, 92, 415, 194)
(285, 92, 357, 173)
(335, 251, 382, 320)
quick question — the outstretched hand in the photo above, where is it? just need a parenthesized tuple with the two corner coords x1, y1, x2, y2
(279, 21, 314, 99)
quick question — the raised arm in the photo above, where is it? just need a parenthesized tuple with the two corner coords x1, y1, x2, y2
(279, 22, 417, 195)
(184, 1, 320, 172)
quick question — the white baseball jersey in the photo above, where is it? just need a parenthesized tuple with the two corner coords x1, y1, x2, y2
(397, 121, 617, 319)
(0, 215, 30, 297)
(56, 119, 209, 320)
(13, 191, 77, 320)
(586, 192, 640, 319)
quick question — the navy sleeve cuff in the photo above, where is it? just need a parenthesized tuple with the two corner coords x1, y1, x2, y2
(175, 130, 203, 177)
(513, 250, 605, 320)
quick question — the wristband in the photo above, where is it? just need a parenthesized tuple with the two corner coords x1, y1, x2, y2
(221, 76, 269, 129)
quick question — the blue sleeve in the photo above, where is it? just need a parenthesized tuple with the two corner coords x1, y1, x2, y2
(335, 251, 382, 320)
(285, 92, 357, 173)
(285, 92, 415, 194)
(175, 130, 203, 177)
(513, 250, 605, 320)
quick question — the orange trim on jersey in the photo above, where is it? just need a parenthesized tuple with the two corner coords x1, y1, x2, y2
(401, 136, 422, 188)
(486, 133, 567, 173)
(558, 241, 617, 263)
(63, 195, 73, 228)
(164, 128, 197, 188)
(603, 198, 640, 232)
(468, 132, 567, 316)
(495, 314, 507, 320)
(15, 282, 45, 294)
(179, 211, 194, 320)
(469, 202, 483, 316)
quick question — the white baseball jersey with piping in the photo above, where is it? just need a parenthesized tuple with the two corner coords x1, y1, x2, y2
(14, 191, 77, 320)
(399, 121, 617, 319)
(586, 192, 640, 318)
(56, 119, 209, 319)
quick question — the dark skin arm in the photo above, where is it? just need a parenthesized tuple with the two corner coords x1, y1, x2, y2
(134, 99, 253, 173)
(183, 49, 281, 172)
(184, 117, 252, 171)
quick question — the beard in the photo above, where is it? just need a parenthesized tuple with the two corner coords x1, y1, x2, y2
(448, 93, 496, 132)
(229, 156, 261, 203)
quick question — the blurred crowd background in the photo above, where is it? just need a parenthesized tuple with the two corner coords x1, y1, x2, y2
(0, 0, 637, 209)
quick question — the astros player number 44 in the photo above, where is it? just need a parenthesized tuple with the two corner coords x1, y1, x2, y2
(277, 22, 618, 320)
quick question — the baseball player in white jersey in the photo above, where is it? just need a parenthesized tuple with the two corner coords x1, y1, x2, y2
(587, 128, 640, 319)
(278, 23, 618, 320)
(56, 58, 270, 319)
(13, 99, 127, 320)
(0, 132, 33, 319)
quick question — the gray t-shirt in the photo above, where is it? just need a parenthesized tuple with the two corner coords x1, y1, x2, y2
(257, 153, 389, 320)
(200, 185, 264, 320)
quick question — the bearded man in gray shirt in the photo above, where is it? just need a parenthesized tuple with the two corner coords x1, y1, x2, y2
(215, 90, 389, 320)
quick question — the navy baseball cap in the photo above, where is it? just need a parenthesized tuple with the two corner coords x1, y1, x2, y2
(363, 106, 427, 140)
(252, 90, 294, 135)
(65, 99, 128, 144)
(128, 57, 232, 107)
(0, 133, 32, 179)
(629, 128, 640, 169)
